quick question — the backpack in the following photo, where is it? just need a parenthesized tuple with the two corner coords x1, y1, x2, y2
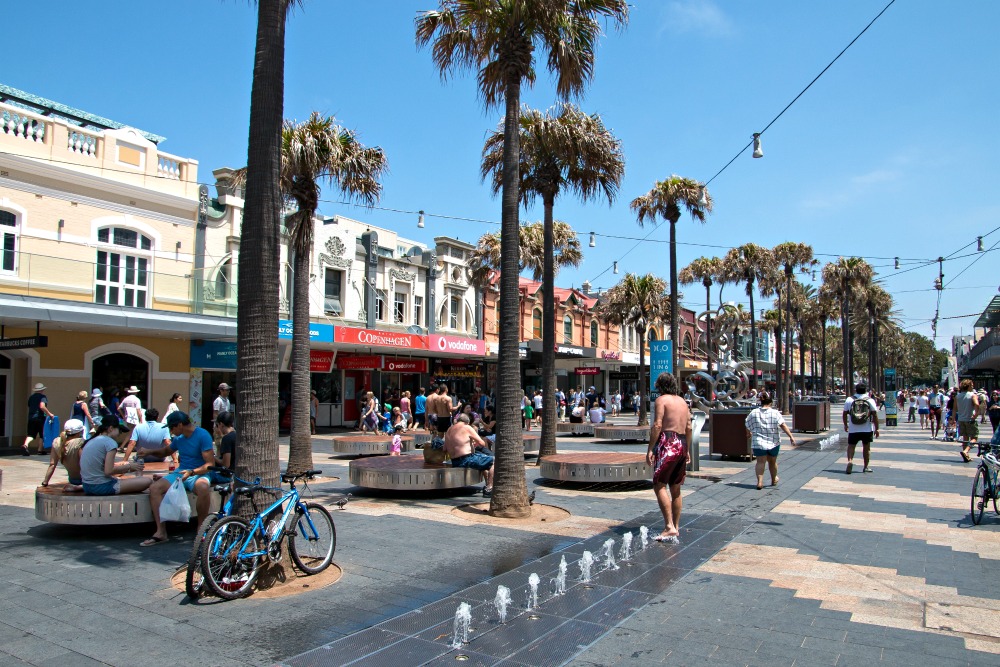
(849, 396, 873, 425)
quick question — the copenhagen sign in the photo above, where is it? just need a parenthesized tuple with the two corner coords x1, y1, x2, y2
(335, 326, 426, 349)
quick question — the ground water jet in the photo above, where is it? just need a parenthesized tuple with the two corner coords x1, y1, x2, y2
(552, 555, 568, 596)
(579, 551, 594, 584)
(494, 585, 512, 624)
(619, 531, 633, 563)
(599, 538, 619, 571)
(639, 526, 649, 550)
(452, 602, 471, 648)
(527, 573, 540, 609)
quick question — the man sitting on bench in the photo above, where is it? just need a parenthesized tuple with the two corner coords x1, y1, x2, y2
(444, 414, 494, 496)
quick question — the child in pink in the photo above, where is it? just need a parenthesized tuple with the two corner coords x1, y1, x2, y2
(390, 424, 403, 455)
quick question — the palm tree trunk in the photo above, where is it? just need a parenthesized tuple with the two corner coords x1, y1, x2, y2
(538, 195, 557, 460)
(669, 220, 679, 375)
(288, 243, 314, 474)
(748, 282, 758, 390)
(638, 324, 648, 426)
(841, 292, 850, 391)
(704, 282, 712, 378)
(821, 320, 827, 395)
(799, 325, 806, 396)
(784, 270, 793, 411)
(775, 321, 783, 407)
(235, 0, 286, 504)
(490, 75, 529, 518)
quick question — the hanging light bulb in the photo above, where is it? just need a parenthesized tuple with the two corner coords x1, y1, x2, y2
(417, 210, 425, 228)
(698, 186, 709, 207)
(589, 232, 596, 248)
(894, 257, 900, 270)
(977, 236, 984, 251)
(613, 261, 619, 274)
(752, 133, 763, 158)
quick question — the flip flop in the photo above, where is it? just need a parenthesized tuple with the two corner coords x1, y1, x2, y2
(140, 536, 167, 548)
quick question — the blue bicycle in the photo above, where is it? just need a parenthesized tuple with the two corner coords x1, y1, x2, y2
(200, 469, 335, 599)
(185, 467, 261, 600)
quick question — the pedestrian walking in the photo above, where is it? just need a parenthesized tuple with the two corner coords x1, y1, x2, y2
(987, 390, 1000, 436)
(22, 383, 54, 455)
(745, 392, 796, 490)
(956, 380, 981, 462)
(844, 382, 879, 474)
(647, 372, 690, 544)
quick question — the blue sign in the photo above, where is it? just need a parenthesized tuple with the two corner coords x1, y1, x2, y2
(190, 340, 238, 370)
(278, 319, 334, 343)
(648, 340, 673, 394)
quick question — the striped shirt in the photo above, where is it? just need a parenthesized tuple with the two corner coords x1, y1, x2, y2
(745, 407, 785, 451)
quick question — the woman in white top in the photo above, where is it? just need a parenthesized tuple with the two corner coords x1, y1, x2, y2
(916, 390, 930, 430)
(744, 392, 796, 490)
(163, 393, 183, 423)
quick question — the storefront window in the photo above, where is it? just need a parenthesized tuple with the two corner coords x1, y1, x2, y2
(533, 309, 542, 339)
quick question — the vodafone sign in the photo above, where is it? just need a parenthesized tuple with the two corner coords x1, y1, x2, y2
(383, 358, 428, 373)
(335, 326, 426, 349)
(428, 334, 486, 357)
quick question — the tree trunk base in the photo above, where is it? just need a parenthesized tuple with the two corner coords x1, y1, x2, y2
(489, 506, 532, 519)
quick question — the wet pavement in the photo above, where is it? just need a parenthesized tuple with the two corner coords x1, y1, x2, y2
(1, 417, 998, 666)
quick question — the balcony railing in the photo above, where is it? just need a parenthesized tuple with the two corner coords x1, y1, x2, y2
(0, 250, 237, 317)
(965, 329, 1000, 370)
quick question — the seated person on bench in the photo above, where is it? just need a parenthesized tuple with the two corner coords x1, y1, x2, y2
(444, 414, 493, 495)
(122, 408, 175, 463)
(41, 418, 87, 491)
(78, 420, 152, 496)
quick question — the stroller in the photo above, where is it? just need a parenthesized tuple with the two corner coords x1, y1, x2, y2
(942, 410, 957, 442)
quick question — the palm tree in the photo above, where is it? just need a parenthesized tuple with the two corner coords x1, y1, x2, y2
(679, 257, 723, 378)
(772, 243, 815, 411)
(822, 258, 874, 390)
(853, 283, 895, 392)
(467, 221, 581, 286)
(417, 0, 629, 518)
(721, 244, 774, 390)
(281, 114, 386, 473)
(816, 285, 839, 395)
(482, 103, 624, 460)
(596, 273, 669, 426)
(631, 177, 712, 374)
(235, 0, 297, 495)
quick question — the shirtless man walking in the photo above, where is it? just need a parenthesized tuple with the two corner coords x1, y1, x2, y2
(432, 384, 457, 436)
(647, 372, 691, 544)
(444, 413, 494, 494)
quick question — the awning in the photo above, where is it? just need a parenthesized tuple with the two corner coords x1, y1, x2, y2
(973, 295, 1000, 329)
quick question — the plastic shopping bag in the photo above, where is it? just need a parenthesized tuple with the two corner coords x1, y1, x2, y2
(159, 479, 191, 523)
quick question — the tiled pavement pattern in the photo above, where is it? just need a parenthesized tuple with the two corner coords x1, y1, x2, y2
(2, 418, 999, 666)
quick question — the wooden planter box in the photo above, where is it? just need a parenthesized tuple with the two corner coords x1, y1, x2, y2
(708, 407, 753, 459)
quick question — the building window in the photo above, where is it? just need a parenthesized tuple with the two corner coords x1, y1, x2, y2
(324, 269, 342, 315)
(0, 210, 17, 273)
(214, 260, 232, 300)
(590, 320, 599, 347)
(532, 309, 542, 339)
(414, 295, 423, 327)
(683, 333, 693, 353)
(394, 292, 406, 324)
(375, 290, 386, 321)
(450, 296, 460, 330)
(94, 226, 153, 308)
(563, 315, 573, 344)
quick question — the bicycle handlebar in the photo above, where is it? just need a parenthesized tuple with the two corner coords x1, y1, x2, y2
(280, 469, 322, 484)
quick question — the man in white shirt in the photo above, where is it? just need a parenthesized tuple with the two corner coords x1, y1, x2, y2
(213, 383, 232, 425)
(843, 382, 880, 474)
(119, 386, 144, 427)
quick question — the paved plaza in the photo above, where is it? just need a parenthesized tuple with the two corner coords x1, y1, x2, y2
(1, 418, 998, 666)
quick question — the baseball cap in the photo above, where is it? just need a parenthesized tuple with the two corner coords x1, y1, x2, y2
(166, 411, 191, 427)
(64, 419, 85, 435)
(218, 383, 231, 390)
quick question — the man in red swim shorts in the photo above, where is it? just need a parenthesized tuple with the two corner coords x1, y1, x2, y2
(647, 372, 692, 544)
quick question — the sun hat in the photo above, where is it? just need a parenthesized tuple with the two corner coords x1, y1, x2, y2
(91, 388, 103, 398)
(64, 419, 85, 435)
(126, 385, 141, 394)
(33, 383, 46, 392)
(218, 383, 231, 390)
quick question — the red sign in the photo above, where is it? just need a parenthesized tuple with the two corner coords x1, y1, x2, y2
(335, 326, 426, 349)
(383, 358, 427, 373)
(336, 354, 383, 370)
(427, 334, 486, 356)
(575, 367, 602, 375)
(310, 350, 335, 373)
(600, 350, 621, 360)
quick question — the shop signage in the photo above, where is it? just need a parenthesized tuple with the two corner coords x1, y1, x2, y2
(489, 342, 528, 358)
(649, 340, 673, 394)
(428, 333, 486, 356)
(600, 351, 621, 360)
(609, 371, 639, 381)
(0, 335, 48, 350)
(335, 326, 425, 349)
(310, 350, 336, 373)
(556, 345, 584, 356)
(190, 340, 237, 370)
(575, 367, 601, 375)
(336, 354, 383, 370)
(278, 319, 334, 343)
(383, 358, 427, 373)
(432, 360, 484, 378)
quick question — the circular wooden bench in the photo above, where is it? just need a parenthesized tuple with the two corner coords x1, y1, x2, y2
(593, 425, 650, 443)
(349, 454, 483, 490)
(331, 434, 422, 455)
(538, 452, 651, 483)
(557, 423, 595, 436)
(521, 433, 540, 453)
(35, 485, 220, 525)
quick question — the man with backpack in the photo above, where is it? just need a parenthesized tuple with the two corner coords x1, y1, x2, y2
(843, 382, 880, 474)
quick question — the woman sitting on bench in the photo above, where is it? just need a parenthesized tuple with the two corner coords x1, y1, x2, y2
(41, 418, 87, 491)
(78, 420, 152, 496)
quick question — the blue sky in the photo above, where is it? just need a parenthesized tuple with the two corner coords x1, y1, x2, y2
(6, 0, 998, 348)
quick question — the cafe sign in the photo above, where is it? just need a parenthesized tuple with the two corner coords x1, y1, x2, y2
(574, 367, 601, 376)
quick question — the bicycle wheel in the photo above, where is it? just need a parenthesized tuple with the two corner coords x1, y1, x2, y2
(289, 502, 336, 574)
(185, 515, 218, 599)
(971, 467, 988, 525)
(202, 516, 260, 599)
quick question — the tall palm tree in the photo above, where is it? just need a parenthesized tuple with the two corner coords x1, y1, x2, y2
(790, 282, 817, 397)
(822, 258, 874, 390)
(772, 243, 815, 410)
(852, 283, 895, 392)
(679, 257, 723, 378)
(721, 244, 774, 390)
(417, 0, 629, 519)
(597, 273, 669, 426)
(631, 177, 712, 375)
(816, 285, 839, 395)
(467, 221, 581, 286)
(235, 0, 298, 495)
(482, 103, 624, 460)
(281, 114, 386, 473)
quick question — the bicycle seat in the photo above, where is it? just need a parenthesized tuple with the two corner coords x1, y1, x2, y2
(234, 484, 265, 496)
